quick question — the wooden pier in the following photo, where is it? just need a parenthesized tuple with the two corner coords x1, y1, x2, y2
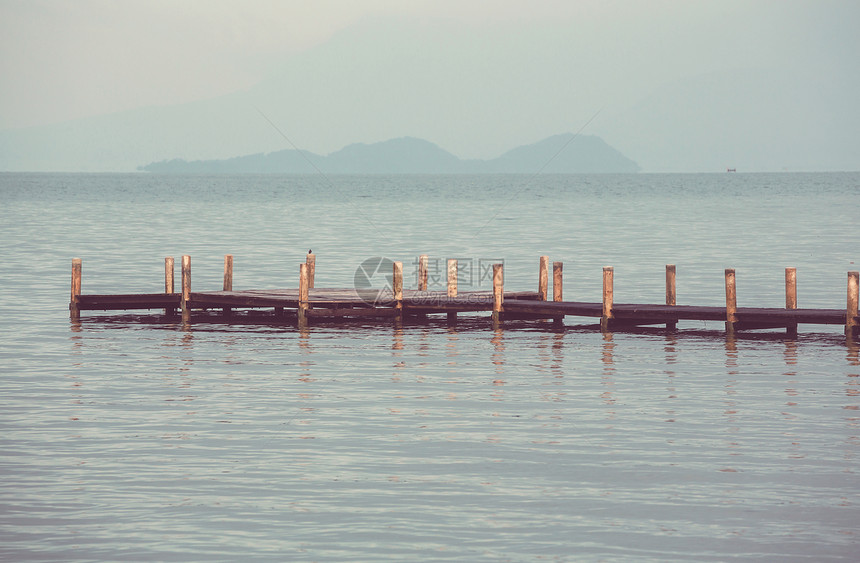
(69, 254, 860, 338)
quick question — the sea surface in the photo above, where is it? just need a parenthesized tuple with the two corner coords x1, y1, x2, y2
(1, 171, 859, 561)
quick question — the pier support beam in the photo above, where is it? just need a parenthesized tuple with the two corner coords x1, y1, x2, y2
(70, 258, 82, 320)
(164, 257, 175, 317)
(725, 268, 737, 335)
(538, 256, 549, 301)
(492, 263, 504, 328)
(393, 261, 403, 324)
(601, 266, 614, 333)
(181, 255, 191, 321)
(306, 252, 315, 289)
(418, 254, 429, 291)
(666, 264, 677, 330)
(553, 261, 563, 326)
(298, 263, 309, 328)
(848, 271, 859, 338)
(786, 267, 797, 337)
(223, 254, 233, 317)
(447, 259, 457, 324)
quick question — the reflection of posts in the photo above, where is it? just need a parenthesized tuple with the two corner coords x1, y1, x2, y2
(491, 327, 505, 373)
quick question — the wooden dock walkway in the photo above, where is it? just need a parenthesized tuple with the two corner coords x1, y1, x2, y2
(69, 254, 860, 338)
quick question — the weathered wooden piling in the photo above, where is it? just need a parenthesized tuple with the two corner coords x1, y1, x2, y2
(666, 264, 677, 330)
(298, 263, 309, 327)
(848, 271, 859, 337)
(70, 258, 82, 320)
(601, 266, 614, 332)
(447, 259, 457, 323)
(223, 254, 234, 316)
(181, 255, 191, 321)
(418, 254, 429, 291)
(785, 267, 797, 336)
(538, 256, 549, 301)
(164, 257, 175, 316)
(393, 261, 403, 321)
(306, 252, 316, 289)
(492, 263, 504, 327)
(553, 261, 563, 325)
(725, 268, 737, 334)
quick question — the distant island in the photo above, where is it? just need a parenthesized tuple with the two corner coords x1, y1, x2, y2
(138, 134, 640, 174)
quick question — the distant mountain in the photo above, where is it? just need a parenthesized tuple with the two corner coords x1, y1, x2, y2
(138, 134, 640, 174)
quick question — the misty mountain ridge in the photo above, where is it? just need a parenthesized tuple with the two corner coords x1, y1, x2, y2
(139, 134, 640, 174)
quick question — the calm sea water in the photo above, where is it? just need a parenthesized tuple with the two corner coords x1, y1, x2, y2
(1, 172, 859, 561)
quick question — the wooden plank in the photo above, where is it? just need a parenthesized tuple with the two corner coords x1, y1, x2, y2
(189, 292, 300, 308)
(77, 293, 181, 310)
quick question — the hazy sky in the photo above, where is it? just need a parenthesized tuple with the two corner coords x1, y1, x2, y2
(1, 0, 858, 171)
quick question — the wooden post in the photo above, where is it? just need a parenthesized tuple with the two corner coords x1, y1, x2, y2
(165, 257, 175, 294)
(164, 257, 175, 316)
(552, 261, 563, 326)
(222, 254, 234, 317)
(492, 263, 504, 327)
(785, 267, 797, 337)
(601, 266, 613, 332)
(725, 268, 737, 334)
(298, 262, 309, 327)
(306, 252, 315, 289)
(538, 255, 549, 301)
(666, 264, 677, 330)
(553, 262, 563, 302)
(447, 259, 457, 323)
(393, 261, 403, 321)
(418, 254, 428, 291)
(70, 258, 82, 320)
(848, 271, 859, 338)
(223, 254, 233, 291)
(181, 255, 191, 321)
